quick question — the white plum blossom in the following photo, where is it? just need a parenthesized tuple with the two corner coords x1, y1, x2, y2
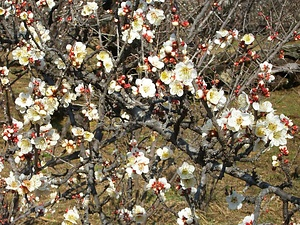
(269, 128, 289, 147)
(118, 208, 133, 222)
(142, 27, 155, 43)
(241, 33, 255, 45)
(195, 89, 205, 99)
(71, 126, 85, 136)
(5, 172, 21, 191)
(146, 7, 165, 26)
(253, 101, 273, 113)
(82, 103, 99, 121)
(131, 154, 150, 175)
(146, 177, 171, 196)
(12, 46, 30, 66)
(214, 29, 233, 48)
(17, 138, 32, 155)
(62, 206, 80, 225)
(132, 205, 147, 224)
(177, 207, 197, 225)
(32, 136, 48, 150)
(160, 70, 173, 85)
(97, 51, 114, 73)
(0, 66, 9, 85)
(83, 131, 94, 142)
(238, 214, 254, 225)
(108, 80, 122, 94)
(255, 120, 268, 139)
(175, 60, 197, 85)
(126, 150, 150, 177)
(260, 61, 273, 73)
(148, 55, 164, 71)
(15, 92, 34, 112)
(177, 162, 195, 179)
(132, 11, 144, 31)
(156, 146, 173, 160)
(227, 109, 254, 132)
(180, 177, 196, 189)
(54, 57, 66, 70)
(272, 155, 280, 167)
(206, 87, 226, 111)
(62, 139, 77, 153)
(66, 42, 87, 68)
(226, 191, 245, 210)
(21, 173, 43, 193)
(106, 177, 122, 199)
(122, 29, 141, 43)
(169, 80, 184, 97)
(81, 2, 98, 16)
(118, 1, 132, 16)
(136, 78, 156, 98)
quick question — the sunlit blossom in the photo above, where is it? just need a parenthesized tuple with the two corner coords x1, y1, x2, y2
(175, 60, 197, 85)
(252, 101, 273, 113)
(62, 139, 77, 153)
(136, 78, 156, 98)
(67, 42, 87, 68)
(62, 206, 80, 224)
(122, 29, 141, 43)
(17, 138, 33, 155)
(206, 87, 226, 111)
(177, 162, 195, 179)
(118, 208, 133, 222)
(272, 155, 280, 167)
(108, 80, 122, 94)
(81, 2, 98, 17)
(177, 207, 198, 225)
(148, 55, 164, 71)
(5, 172, 20, 191)
(169, 80, 184, 97)
(146, 7, 165, 26)
(156, 146, 173, 160)
(160, 70, 173, 85)
(241, 33, 255, 45)
(82, 103, 99, 121)
(227, 109, 254, 132)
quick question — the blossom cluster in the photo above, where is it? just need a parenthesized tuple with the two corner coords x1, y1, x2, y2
(66, 42, 87, 68)
(126, 141, 150, 177)
(177, 162, 197, 193)
(117, 205, 147, 224)
(177, 207, 198, 225)
(0, 66, 10, 86)
(75, 83, 100, 121)
(81, 1, 98, 17)
(118, 1, 164, 44)
(97, 51, 114, 73)
(4, 171, 45, 195)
